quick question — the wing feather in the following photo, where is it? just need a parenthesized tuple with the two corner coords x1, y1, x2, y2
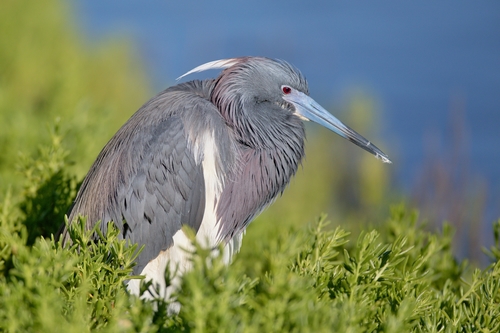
(59, 80, 234, 275)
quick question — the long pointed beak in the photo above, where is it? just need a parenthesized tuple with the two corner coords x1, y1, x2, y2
(283, 89, 392, 164)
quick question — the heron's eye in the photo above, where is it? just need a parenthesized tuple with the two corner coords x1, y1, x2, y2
(282, 86, 292, 94)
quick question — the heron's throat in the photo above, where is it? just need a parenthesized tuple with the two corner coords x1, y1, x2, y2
(215, 141, 305, 241)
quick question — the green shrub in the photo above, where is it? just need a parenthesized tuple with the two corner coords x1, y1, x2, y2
(2, 172, 499, 333)
(0, 127, 498, 332)
(0, 0, 150, 195)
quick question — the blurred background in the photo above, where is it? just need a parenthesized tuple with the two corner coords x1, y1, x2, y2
(1, 0, 499, 264)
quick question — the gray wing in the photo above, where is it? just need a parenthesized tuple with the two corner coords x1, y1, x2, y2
(60, 80, 230, 275)
(116, 116, 206, 274)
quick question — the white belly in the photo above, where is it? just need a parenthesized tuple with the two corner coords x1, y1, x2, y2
(126, 228, 245, 300)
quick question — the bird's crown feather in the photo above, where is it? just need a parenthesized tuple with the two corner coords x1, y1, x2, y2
(177, 58, 242, 81)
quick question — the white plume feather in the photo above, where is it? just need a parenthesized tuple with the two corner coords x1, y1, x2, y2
(176, 58, 240, 81)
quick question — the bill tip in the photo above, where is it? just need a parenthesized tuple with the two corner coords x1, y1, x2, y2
(376, 153, 392, 164)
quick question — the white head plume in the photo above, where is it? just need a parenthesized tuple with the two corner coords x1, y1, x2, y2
(176, 58, 241, 81)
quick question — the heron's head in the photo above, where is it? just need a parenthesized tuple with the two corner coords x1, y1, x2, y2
(210, 57, 309, 134)
(179, 57, 391, 163)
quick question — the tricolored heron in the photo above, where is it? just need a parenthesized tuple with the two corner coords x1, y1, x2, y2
(59, 56, 391, 298)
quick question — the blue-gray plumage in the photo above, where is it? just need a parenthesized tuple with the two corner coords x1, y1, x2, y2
(58, 57, 390, 297)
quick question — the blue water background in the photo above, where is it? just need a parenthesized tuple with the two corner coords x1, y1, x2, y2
(71, 0, 500, 239)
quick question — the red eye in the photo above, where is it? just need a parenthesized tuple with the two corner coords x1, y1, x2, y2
(282, 86, 292, 94)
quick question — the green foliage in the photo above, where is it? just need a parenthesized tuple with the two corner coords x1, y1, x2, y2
(0, 136, 499, 331)
(0, 122, 497, 332)
(171, 208, 499, 333)
(484, 219, 500, 262)
(17, 120, 78, 244)
(0, 0, 150, 195)
(0, 211, 152, 332)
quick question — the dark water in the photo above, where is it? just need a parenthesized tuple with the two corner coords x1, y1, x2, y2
(72, 1, 500, 229)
